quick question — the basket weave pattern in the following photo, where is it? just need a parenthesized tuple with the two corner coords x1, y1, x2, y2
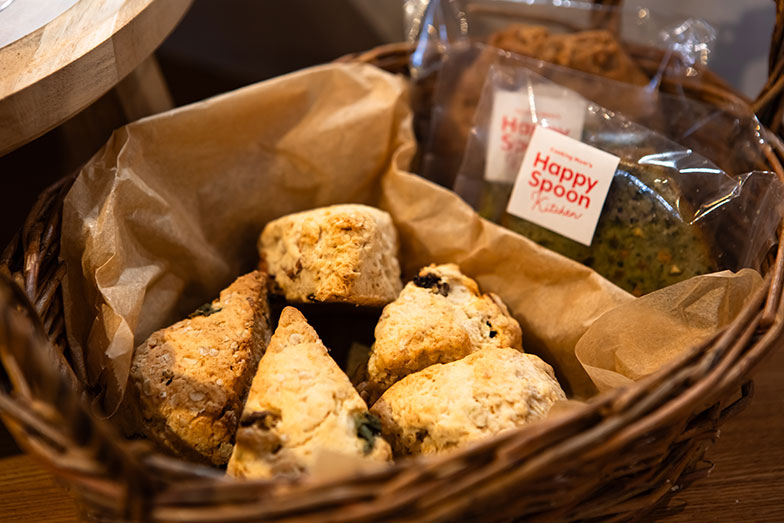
(2, 1, 784, 521)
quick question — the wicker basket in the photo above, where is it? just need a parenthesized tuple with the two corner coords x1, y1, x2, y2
(2, 1, 784, 521)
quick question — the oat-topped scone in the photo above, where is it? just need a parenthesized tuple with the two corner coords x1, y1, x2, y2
(258, 204, 402, 306)
(227, 307, 391, 479)
(127, 271, 271, 465)
(371, 348, 565, 455)
(365, 264, 522, 400)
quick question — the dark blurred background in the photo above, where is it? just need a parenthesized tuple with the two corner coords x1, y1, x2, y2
(0, 0, 775, 248)
(156, 0, 402, 106)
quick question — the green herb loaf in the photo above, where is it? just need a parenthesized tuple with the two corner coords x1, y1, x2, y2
(480, 160, 717, 296)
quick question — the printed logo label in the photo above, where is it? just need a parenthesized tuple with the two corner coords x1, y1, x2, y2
(485, 86, 586, 183)
(506, 126, 619, 246)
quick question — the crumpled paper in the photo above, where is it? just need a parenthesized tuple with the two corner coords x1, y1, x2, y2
(61, 62, 762, 415)
(61, 63, 414, 412)
(575, 269, 763, 392)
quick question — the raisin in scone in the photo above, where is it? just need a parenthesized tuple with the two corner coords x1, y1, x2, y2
(371, 348, 565, 455)
(227, 307, 391, 479)
(259, 204, 402, 306)
(365, 264, 522, 400)
(127, 271, 271, 465)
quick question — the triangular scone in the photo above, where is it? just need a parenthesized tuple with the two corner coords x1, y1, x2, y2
(127, 271, 271, 465)
(227, 307, 392, 479)
(365, 264, 523, 401)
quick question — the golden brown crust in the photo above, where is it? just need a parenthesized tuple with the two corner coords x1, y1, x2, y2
(365, 264, 523, 401)
(371, 348, 565, 456)
(267, 306, 322, 351)
(127, 271, 271, 465)
(488, 25, 649, 85)
(227, 307, 391, 479)
(259, 205, 403, 306)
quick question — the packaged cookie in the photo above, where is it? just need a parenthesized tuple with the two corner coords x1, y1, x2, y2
(406, 0, 716, 85)
(486, 25, 648, 86)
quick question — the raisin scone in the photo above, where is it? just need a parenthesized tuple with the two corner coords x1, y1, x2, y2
(127, 271, 271, 465)
(227, 307, 392, 479)
(371, 348, 565, 456)
(258, 204, 403, 306)
(365, 264, 522, 401)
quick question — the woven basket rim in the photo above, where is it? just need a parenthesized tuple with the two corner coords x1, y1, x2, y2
(3, 2, 784, 520)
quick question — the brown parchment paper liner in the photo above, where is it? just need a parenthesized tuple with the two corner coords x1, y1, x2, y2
(379, 171, 631, 397)
(61, 63, 414, 412)
(61, 62, 759, 417)
(575, 269, 763, 392)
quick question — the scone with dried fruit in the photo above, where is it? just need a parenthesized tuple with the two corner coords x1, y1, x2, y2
(365, 264, 522, 400)
(371, 348, 565, 455)
(127, 271, 271, 465)
(227, 307, 391, 479)
(258, 204, 402, 306)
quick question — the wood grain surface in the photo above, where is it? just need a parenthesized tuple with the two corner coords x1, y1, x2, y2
(0, 0, 192, 156)
(0, 342, 781, 521)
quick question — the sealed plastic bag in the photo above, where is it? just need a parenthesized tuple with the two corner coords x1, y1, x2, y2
(451, 57, 783, 296)
(405, 0, 717, 85)
(422, 42, 771, 192)
(406, 0, 719, 178)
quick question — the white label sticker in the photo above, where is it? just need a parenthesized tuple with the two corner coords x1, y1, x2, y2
(485, 86, 587, 183)
(506, 126, 619, 246)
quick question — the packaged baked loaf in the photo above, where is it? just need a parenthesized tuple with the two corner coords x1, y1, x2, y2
(450, 58, 778, 296)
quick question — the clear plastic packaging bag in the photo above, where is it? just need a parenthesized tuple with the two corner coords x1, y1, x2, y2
(405, 0, 717, 82)
(421, 42, 770, 184)
(405, 0, 720, 175)
(449, 51, 783, 296)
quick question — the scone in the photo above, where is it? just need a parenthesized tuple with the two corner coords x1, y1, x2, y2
(365, 264, 522, 400)
(227, 307, 392, 479)
(371, 348, 565, 455)
(258, 204, 403, 306)
(127, 271, 271, 465)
